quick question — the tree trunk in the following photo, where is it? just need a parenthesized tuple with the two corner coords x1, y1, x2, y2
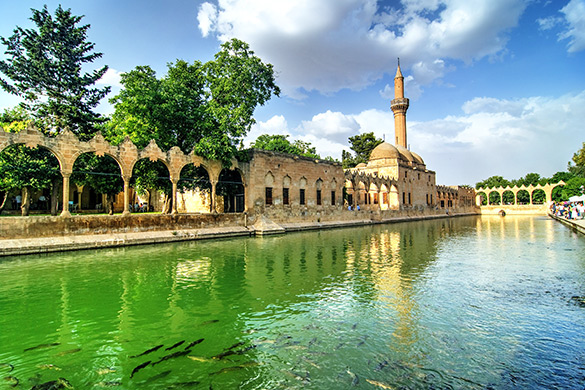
(161, 194, 172, 214)
(21, 187, 31, 216)
(0, 191, 9, 215)
(107, 194, 114, 215)
(51, 178, 60, 216)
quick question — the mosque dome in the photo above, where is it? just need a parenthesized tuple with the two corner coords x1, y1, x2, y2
(369, 142, 400, 161)
(396, 145, 414, 163)
(410, 150, 425, 165)
(356, 163, 367, 168)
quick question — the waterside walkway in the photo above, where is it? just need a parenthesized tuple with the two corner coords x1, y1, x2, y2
(0, 212, 477, 257)
(550, 214, 585, 236)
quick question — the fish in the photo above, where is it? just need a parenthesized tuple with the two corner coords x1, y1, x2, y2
(56, 348, 81, 357)
(374, 359, 389, 371)
(38, 364, 62, 371)
(31, 378, 73, 390)
(0, 363, 14, 372)
(209, 361, 260, 376)
(199, 319, 219, 326)
(152, 349, 192, 365)
(167, 381, 201, 388)
(300, 356, 321, 369)
(224, 341, 245, 351)
(24, 342, 60, 352)
(187, 356, 213, 363)
(308, 337, 318, 346)
(95, 381, 122, 387)
(96, 367, 117, 375)
(184, 339, 204, 350)
(146, 370, 172, 382)
(165, 340, 185, 351)
(130, 344, 163, 358)
(346, 367, 359, 386)
(366, 378, 394, 389)
(236, 345, 257, 354)
(130, 360, 151, 378)
(282, 369, 311, 383)
(334, 342, 345, 350)
(3, 376, 19, 387)
(212, 350, 236, 360)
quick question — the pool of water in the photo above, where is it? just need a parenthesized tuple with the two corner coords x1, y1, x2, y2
(1, 215, 585, 389)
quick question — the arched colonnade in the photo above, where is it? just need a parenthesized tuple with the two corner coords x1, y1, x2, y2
(344, 171, 401, 210)
(475, 182, 565, 206)
(0, 126, 243, 216)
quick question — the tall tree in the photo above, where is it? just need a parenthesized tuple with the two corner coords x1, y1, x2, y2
(0, 5, 109, 139)
(106, 39, 280, 163)
(568, 142, 585, 178)
(342, 132, 383, 168)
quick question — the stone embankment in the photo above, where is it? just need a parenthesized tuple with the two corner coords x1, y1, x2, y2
(0, 211, 477, 256)
(549, 214, 585, 236)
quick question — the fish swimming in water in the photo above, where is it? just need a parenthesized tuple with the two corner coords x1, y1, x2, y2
(167, 381, 201, 388)
(3, 376, 19, 387)
(130, 361, 151, 378)
(146, 370, 172, 382)
(212, 350, 236, 360)
(130, 344, 163, 358)
(153, 349, 192, 366)
(187, 356, 213, 363)
(56, 348, 81, 357)
(346, 367, 359, 386)
(199, 319, 219, 326)
(24, 342, 60, 352)
(165, 341, 185, 351)
(366, 378, 394, 389)
(96, 367, 117, 375)
(95, 381, 122, 387)
(31, 377, 73, 390)
(184, 339, 204, 350)
(38, 364, 62, 371)
(374, 359, 389, 371)
(209, 361, 260, 376)
(0, 363, 14, 372)
(224, 341, 245, 351)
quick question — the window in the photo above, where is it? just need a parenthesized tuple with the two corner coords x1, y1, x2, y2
(317, 189, 322, 205)
(283, 188, 289, 205)
(331, 191, 336, 206)
(408, 193, 411, 204)
(265, 187, 273, 205)
(300, 189, 305, 205)
(402, 192, 406, 204)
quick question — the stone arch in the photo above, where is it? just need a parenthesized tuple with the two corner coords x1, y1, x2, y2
(389, 184, 400, 210)
(265, 171, 275, 186)
(516, 189, 530, 205)
(283, 175, 291, 187)
(0, 143, 62, 216)
(532, 188, 546, 204)
(71, 152, 124, 214)
(176, 164, 212, 213)
(369, 182, 379, 205)
(551, 183, 565, 202)
(217, 168, 245, 213)
(131, 157, 172, 213)
(476, 191, 487, 206)
(502, 190, 515, 205)
(488, 190, 501, 205)
(315, 178, 323, 206)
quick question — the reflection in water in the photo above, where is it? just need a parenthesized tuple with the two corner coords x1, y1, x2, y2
(0, 216, 584, 389)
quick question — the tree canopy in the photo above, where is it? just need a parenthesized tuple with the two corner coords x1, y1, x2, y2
(105, 39, 280, 166)
(342, 132, 383, 168)
(251, 134, 320, 159)
(568, 142, 585, 178)
(0, 5, 109, 139)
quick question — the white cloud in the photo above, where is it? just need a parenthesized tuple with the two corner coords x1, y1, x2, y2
(97, 68, 123, 88)
(197, 0, 527, 98)
(559, 0, 585, 52)
(250, 90, 585, 185)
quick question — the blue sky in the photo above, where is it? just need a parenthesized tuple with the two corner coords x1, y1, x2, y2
(1, 0, 584, 186)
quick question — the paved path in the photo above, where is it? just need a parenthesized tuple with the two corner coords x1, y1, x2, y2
(550, 214, 585, 236)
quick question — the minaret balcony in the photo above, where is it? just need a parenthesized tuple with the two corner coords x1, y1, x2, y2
(391, 98, 409, 111)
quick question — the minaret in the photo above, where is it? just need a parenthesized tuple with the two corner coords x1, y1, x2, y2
(390, 58, 409, 148)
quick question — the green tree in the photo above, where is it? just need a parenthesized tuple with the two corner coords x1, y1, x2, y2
(71, 154, 124, 214)
(342, 132, 383, 168)
(1, 107, 61, 216)
(568, 142, 585, 178)
(106, 39, 279, 164)
(475, 176, 511, 190)
(251, 134, 320, 158)
(0, 5, 109, 139)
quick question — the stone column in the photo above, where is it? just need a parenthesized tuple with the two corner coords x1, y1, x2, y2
(210, 180, 218, 213)
(171, 177, 178, 215)
(76, 185, 84, 211)
(61, 171, 71, 217)
(122, 175, 131, 216)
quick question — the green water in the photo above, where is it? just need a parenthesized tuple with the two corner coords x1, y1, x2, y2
(1, 216, 585, 389)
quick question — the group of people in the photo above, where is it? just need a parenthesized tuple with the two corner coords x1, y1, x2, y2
(130, 202, 151, 213)
(551, 201, 585, 220)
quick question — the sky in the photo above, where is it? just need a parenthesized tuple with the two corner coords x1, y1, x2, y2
(1, 0, 584, 186)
